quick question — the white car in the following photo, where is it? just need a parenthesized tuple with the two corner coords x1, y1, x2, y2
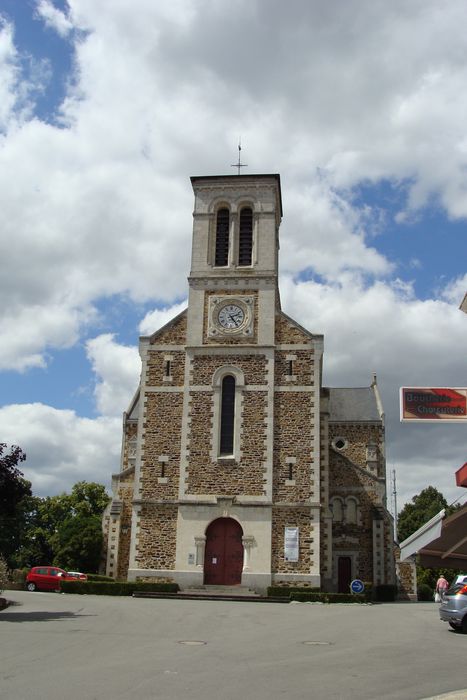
(66, 571, 88, 581)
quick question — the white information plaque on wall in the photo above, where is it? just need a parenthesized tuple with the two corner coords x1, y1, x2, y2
(284, 527, 299, 562)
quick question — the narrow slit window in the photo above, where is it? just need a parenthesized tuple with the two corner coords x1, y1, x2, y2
(160, 462, 165, 478)
(220, 375, 235, 455)
(238, 207, 253, 266)
(165, 360, 171, 377)
(287, 360, 293, 376)
(215, 208, 230, 266)
(288, 463, 293, 480)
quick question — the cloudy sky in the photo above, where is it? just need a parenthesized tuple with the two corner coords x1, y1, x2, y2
(0, 0, 466, 515)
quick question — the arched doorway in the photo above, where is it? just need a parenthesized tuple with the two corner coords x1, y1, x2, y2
(204, 518, 244, 585)
(337, 556, 352, 593)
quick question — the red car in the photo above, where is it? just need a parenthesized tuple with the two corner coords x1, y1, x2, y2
(26, 566, 73, 592)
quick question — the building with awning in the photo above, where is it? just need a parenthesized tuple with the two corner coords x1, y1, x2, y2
(399, 503, 467, 569)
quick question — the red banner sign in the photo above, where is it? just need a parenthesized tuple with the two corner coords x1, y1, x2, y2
(455, 463, 467, 488)
(400, 387, 467, 422)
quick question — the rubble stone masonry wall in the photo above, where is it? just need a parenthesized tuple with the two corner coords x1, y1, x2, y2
(274, 349, 314, 385)
(140, 392, 183, 500)
(136, 504, 178, 570)
(191, 354, 268, 386)
(329, 423, 384, 477)
(149, 313, 187, 345)
(275, 314, 312, 344)
(272, 507, 314, 573)
(121, 421, 138, 470)
(186, 388, 268, 495)
(146, 350, 185, 386)
(115, 479, 134, 580)
(273, 391, 315, 502)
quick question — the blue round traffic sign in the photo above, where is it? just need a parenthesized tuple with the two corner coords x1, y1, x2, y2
(350, 579, 365, 594)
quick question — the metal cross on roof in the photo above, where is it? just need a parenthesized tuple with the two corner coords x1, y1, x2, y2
(231, 141, 247, 175)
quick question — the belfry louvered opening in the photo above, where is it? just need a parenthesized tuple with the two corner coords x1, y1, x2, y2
(238, 207, 253, 266)
(215, 208, 230, 266)
(220, 375, 235, 455)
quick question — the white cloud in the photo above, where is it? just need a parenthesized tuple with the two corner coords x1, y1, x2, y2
(2, 1, 467, 369)
(0, 403, 120, 496)
(281, 274, 467, 507)
(1, 1, 467, 510)
(0, 19, 19, 130)
(35, 0, 74, 38)
(139, 301, 187, 337)
(85, 334, 140, 416)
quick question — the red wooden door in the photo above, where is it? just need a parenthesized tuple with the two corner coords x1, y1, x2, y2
(337, 556, 352, 593)
(204, 518, 244, 585)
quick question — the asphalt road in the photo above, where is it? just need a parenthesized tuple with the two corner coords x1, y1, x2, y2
(1, 591, 466, 700)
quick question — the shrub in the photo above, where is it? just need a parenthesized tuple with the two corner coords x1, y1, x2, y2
(417, 583, 433, 601)
(86, 574, 114, 582)
(11, 569, 26, 584)
(374, 584, 397, 602)
(267, 586, 320, 597)
(290, 592, 366, 604)
(61, 580, 179, 596)
(0, 556, 9, 594)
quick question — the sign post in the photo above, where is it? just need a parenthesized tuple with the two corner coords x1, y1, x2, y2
(350, 579, 365, 595)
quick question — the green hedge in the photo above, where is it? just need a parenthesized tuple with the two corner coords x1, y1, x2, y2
(86, 574, 115, 582)
(417, 583, 433, 601)
(61, 580, 179, 596)
(267, 586, 320, 597)
(374, 584, 397, 602)
(290, 592, 366, 604)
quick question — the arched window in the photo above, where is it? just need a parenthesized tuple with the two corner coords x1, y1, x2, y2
(331, 497, 343, 522)
(346, 497, 358, 524)
(238, 207, 253, 266)
(215, 208, 230, 266)
(220, 375, 235, 455)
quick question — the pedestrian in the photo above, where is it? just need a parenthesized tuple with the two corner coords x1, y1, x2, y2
(435, 574, 449, 602)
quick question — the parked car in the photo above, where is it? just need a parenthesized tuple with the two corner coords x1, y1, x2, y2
(439, 581, 467, 633)
(25, 566, 72, 592)
(66, 571, 88, 581)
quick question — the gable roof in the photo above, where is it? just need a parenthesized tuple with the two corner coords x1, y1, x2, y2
(328, 386, 382, 422)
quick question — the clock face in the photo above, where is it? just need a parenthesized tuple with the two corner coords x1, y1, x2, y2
(218, 304, 245, 330)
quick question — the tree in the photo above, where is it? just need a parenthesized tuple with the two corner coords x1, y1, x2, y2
(397, 485, 448, 543)
(52, 514, 104, 572)
(11, 481, 110, 572)
(0, 444, 31, 564)
(397, 485, 463, 589)
(49, 482, 110, 572)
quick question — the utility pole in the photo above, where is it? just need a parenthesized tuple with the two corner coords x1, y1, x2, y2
(392, 468, 398, 541)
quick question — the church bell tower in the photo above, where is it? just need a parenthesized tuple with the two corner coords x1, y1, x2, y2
(186, 174, 283, 348)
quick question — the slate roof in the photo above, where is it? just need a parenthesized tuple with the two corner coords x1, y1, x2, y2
(328, 387, 382, 422)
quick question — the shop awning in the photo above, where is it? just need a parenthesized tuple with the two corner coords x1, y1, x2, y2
(399, 504, 467, 569)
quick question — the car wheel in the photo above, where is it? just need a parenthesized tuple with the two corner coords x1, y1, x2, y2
(26, 582, 36, 592)
(461, 616, 467, 635)
(448, 622, 459, 630)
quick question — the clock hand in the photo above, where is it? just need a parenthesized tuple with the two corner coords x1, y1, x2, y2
(229, 313, 242, 326)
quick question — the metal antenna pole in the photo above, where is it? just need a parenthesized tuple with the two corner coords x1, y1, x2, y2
(231, 139, 247, 175)
(392, 468, 398, 541)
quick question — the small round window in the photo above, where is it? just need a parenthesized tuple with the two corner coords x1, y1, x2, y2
(332, 437, 347, 451)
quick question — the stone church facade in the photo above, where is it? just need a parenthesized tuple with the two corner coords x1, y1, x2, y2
(103, 173, 395, 593)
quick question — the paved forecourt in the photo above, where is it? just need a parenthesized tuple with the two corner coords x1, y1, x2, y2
(1, 591, 466, 700)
